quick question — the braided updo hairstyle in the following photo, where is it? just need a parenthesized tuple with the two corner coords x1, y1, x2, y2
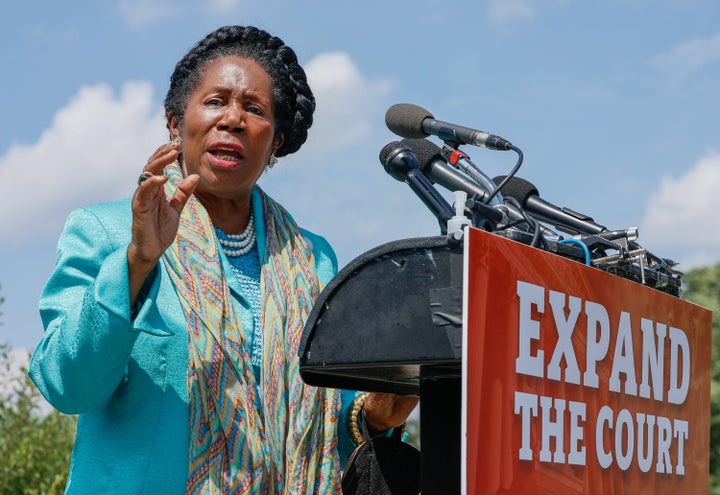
(164, 25, 315, 157)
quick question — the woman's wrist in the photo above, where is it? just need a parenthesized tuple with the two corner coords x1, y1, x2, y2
(127, 243, 160, 306)
(362, 407, 395, 435)
(347, 392, 369, 447)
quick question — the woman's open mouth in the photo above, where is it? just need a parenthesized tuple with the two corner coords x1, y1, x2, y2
(207, 143, 244, 167)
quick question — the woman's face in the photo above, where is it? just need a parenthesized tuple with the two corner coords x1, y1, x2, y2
(169, 55, 281, 202)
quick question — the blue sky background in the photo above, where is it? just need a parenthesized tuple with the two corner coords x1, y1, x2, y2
(1, 0, 719, 351)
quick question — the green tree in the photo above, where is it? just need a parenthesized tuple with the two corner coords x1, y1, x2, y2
(681, 263, 720, 494)
(0, 288, 77, 495)
(0, 344, 77, 495)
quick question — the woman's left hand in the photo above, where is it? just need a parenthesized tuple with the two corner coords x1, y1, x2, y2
(363, 393, 419, 435)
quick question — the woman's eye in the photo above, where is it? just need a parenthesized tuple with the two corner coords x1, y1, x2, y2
(246, 105, 264, 116)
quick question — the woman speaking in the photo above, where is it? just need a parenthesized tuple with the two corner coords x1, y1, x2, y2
(29, 25, 416, 494)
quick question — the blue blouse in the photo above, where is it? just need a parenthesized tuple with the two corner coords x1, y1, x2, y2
(28, 188, 358, 494)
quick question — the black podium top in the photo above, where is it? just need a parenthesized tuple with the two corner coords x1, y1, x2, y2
(299, 236, 464, 395)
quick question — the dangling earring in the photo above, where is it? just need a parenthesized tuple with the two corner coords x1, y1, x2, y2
(268, 153, 278, 168)
(172, 135, 183, 163)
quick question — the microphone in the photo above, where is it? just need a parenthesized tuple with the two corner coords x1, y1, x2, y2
(385, 103, 513, 151)
(379, 142, 455, 232)
(494, 175, 607, 235)
(400, 138, 490, 201)
(401, 138, 505, 228)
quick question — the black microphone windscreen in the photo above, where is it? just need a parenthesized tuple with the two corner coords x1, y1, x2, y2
(379, 141, 403, 164)
(385, 103, 434, 139)
(493, 176, 539, 203)
(400, 138, 443, 172)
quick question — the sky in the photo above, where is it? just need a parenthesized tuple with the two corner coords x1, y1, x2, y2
(0, 0, 718, 352)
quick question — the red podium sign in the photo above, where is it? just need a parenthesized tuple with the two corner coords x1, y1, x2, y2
(463, 227, 712, 494)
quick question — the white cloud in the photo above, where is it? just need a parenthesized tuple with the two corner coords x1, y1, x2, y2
(0, 81, 167, 245)
(650, 32, 720, 86)
(115, 0, 182, 28)
(640, 152, 720, 269)
(301, 52, 395, 160)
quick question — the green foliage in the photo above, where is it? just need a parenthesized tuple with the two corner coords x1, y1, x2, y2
(0, 343, 77, 495)
(681, 263, 720, 494)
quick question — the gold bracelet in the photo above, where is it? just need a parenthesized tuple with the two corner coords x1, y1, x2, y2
(348, 392, 370, 447)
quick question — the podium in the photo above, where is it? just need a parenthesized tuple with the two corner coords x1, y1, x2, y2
(299, 228, 711, 495)
(299, 236, 463, 494)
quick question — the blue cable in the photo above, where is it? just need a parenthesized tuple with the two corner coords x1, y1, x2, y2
(559, 238, 591, 266)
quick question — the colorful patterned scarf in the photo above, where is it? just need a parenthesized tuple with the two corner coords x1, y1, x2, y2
(161, 163, 341, 494)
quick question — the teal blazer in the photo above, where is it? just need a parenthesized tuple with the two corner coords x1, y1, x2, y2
(29, 188, 356, 494)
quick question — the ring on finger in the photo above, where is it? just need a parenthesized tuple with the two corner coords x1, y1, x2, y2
(137, 170, 154, 185)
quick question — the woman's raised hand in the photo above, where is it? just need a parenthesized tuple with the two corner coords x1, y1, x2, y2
(128, 141, 199, 304)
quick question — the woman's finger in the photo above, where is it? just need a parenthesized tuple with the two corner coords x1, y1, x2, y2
(144, 141, 181, 175)
(133, 175, 169, 211)
(169, 174, 200, 214)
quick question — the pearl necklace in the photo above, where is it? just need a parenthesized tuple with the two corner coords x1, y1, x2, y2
(217, 213, 256, 257)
